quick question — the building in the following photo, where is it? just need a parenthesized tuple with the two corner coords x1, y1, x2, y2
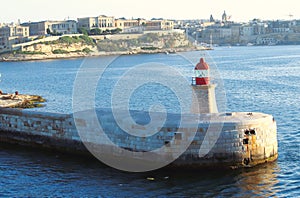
(115, 18, 146, 33)
(0, 24, 29, 50)
(145, 19, 174, 31)
(22, 21, 47, 35)
(22, 20, 77, 36)
(0, 25, 29, 37)
(201, 21, 215, 27)
(253, 23, 268, 35)
(241, 25, 254, 37)
(49, 20, 77, 34)
(77, 17, 96, 30)
(256, 37, 277, 45)
(222, 11, 228, 23)
(219, 28, 232, 38)
(77, 15, 115, 30)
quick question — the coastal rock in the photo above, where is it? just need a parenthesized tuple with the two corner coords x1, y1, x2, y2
(0, 92, 45, 108)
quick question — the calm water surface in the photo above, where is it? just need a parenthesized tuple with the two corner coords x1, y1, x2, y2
(0, 45, 299, 197)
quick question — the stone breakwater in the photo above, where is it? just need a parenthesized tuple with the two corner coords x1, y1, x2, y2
(0, 108, 278, 169)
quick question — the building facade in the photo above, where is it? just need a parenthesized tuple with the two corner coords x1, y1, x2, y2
(22, 20, 77, 36)
(49, 20, 77, 34)
(115, 18, 146, 33)
(240, 26, 254, 37)
(0, 25, 29, 37)
(0, 24, 29, 50)
(77, 15, 115, 30)
(145, 20, 174, 31)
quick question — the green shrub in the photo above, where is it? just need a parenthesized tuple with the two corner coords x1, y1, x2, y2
(41, 35, 96, 46)
(59, 36, 74, 44)
(82, 47, 93, 53)
(16, 50, 45, 55)
(79, 35, 95, 46)
(141, 46, 158, 50)
(52, 49, 69, 54)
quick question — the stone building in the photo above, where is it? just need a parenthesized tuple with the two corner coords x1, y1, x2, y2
(222, 11, 228, 23)
(240, 25, 254, 37)
(77, 15, 115, 30)
(22, 20, 77, 36)
(48, 20, 77, 35)
(0, 24, 29, 50)
(0, 25, 29, 37)
(115, 18, 146, 33)
(145, 19, 174, 31)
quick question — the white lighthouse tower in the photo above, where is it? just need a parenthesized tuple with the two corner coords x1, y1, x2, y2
(191, 58, 218, 114)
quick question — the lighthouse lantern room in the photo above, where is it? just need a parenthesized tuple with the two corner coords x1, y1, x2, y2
(191, 57, 218, 114)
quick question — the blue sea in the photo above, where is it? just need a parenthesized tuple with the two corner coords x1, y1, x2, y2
(0, 45, 299, 197)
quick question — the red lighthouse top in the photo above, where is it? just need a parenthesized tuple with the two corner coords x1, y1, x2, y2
(193, 58, 210, 85)
(195, 58, 209, 70)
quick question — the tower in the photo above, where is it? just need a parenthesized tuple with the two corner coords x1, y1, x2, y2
(191, 58, 218, 114)
(222, 10, 227, 23)
(210, 15, 215, 22)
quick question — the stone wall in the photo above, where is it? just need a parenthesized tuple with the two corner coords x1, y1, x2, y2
(0, 108, 278, 168)
(0, 108, 84, 153)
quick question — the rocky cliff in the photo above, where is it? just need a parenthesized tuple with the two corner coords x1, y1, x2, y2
(0, 32, 201, 61)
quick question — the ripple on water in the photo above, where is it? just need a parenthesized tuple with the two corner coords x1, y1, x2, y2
(0, 46, 299, 197)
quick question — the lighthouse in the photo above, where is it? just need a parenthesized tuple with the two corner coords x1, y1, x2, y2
(191, 58, 218, 114)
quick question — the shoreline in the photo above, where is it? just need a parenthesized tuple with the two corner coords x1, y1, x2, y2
(0, 47, 208, 62)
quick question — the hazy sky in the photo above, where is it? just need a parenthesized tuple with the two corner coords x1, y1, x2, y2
(1, 0, 299, 23)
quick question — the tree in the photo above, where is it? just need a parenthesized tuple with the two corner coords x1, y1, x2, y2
(89, 28, 102, 35)
(78, 27, 88, 35)
(46, 28, 51, 35)
(111, 28, 122, 34)
(102, 29, 111, 35)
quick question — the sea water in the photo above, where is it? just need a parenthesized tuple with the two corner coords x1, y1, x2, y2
(0, 45, 299, 197)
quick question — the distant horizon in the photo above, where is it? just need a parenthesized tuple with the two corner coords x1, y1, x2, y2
(1, 0, 299, 23)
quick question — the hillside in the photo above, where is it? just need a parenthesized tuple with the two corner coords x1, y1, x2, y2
(1, 32, 201, 61)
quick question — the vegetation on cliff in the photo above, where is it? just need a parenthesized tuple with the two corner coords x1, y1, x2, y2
(97, 32, 192, 52)
(78, 27, 122, 36)
(1, 32, 196, 61)
(11, 35, 96, 55)
(51, 47, 93, 54)
(43, 35, 96, 46)
(14, 50, 46, 55)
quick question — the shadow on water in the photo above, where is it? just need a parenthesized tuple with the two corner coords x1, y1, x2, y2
(0, 143, 281, 197)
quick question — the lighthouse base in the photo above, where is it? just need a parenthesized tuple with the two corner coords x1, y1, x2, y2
(191, 84, 218, 114)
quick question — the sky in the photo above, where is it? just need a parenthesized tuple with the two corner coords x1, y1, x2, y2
(0, 0, 299, 23)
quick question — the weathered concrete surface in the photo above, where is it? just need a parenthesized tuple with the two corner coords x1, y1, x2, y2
(0, 108, 278, 169)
